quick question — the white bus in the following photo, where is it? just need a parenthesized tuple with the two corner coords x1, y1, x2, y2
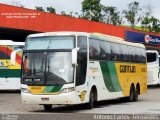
(146, 50, 160, 85)
(0, 40, 24, 90)
(11, 32, 147, 111)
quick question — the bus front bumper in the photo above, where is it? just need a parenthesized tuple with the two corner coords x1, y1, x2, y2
(21, 92, 81, 105)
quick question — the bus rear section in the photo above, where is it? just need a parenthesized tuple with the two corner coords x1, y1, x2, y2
(146, 50, 160, 85)
(0, 40, 24, 90)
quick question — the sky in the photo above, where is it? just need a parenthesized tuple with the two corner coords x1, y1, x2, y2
(0, 0, 160, 20)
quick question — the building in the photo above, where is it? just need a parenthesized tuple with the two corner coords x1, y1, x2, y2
(0, 3, 160, 52)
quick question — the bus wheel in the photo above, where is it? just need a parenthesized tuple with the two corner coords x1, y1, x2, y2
(128, 85, 135, 102)
(43, 105, 52, 111)
(87, 90, 94, 109)
(133, 86, 140, 102)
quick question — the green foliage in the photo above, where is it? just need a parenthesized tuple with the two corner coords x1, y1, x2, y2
(35, 6, 45, 12)
(102, 6, 122, 25)
(141, 16, 160, 33)
(61, 11, 79, 18)
(47, 7, 56, 13)
(81, 0, 102, 22)
(123, 1, 142, 28)
(32, 1, 160, 33)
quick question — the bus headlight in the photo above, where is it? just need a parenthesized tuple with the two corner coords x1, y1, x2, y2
(60, 87, 75, 93)
(21, 88, 31, 93)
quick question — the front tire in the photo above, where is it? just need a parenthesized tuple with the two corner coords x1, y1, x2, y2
(87, 91, 94, 109)
(44, 105, 52, 111)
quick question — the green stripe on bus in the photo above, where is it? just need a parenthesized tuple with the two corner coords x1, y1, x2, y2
(100, 61, 121, 92)
(43, 86, 62, 93)
(0, 69, 21, 78)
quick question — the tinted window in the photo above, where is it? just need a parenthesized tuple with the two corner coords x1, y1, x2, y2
(119, 44, 128, 62)
(147, 53, 157, 62)
(99, 41, 111, 60)
(0, 52, 7, 59)
(77, 36, 87, 57)
(76, 36, 87, 86)
(110, 43, 120, 61)
(89, 38, 100, 60)
(140, 48, 146, 63)
(135, 47, 141, 63)
(128, 46, 135, 62)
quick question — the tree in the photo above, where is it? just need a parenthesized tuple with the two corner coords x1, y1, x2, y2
(35, 6, 45, 12)
(141, 17, 150, 31)
(47, 7, 56, 14)
(141, 4, 153, 31)
(102, 6, 123, 25)
(142, 16, 160, 33)
(123, 1, 143, 28)
(143, 4, 153, 18)
(61, 11, 79, 18)
(150, 17, 160, 33)
(81, 0, 102, 22)
(141, 4, 160, 33)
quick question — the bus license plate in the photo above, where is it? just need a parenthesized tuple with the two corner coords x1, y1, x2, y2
(41, 98, 49, 101)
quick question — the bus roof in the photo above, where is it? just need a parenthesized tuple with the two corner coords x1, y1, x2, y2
(28, 31, 90, 38)
(27, 31, 145, 49)
(0, 40, 25, 45)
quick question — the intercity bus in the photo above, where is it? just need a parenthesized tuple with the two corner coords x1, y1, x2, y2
(11, 32, 147, 110)
(0, 40, 24, 90)
(146, 50, 160, 85)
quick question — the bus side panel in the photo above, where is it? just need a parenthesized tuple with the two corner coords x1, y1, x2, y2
(0, 45, 22, 90)
(147, 64, 159, 85)
(115, 63, 147, 97)
(92, 61, 123, 101)
(0, 78, 20, 90)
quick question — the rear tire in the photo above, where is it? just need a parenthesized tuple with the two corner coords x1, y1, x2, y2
(44, 105, 52, 111)
(87, 91, 94, 109)
(133, 86, 139, 102)
(127, 86, 135, 102)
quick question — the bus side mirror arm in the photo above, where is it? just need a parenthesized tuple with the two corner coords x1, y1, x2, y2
(11, 49, 22, 66)
(72, 47, 79, 66)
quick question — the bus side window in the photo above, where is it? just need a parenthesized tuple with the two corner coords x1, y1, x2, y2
(119, 44, 128, 62)
(110, 43, 120, 61)
(0, 52, 7, 59)
(99, 41, 111, 60)
(76, 36, 87, 86)
(128, 46, 135, 62)
(135, 47, 141, 63)
(140, 48, 146, 63)
(89, 38, 100, 60)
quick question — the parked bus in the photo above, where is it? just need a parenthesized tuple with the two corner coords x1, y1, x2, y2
(11, 32, 147, 110)
(0, 40, 24, 90)
(146, 50, 160, 85)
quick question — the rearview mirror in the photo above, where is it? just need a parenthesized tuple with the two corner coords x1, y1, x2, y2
(72, 47, 79, 66)
(11, 49, 22, 66)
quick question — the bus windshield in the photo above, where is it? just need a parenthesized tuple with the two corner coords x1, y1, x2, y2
(147, 53, 157, 62)
(24, 36, 75, 50)
(22, 52, 73, 85)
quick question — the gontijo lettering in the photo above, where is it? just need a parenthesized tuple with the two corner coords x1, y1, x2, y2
(120, 65, 136, 73)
